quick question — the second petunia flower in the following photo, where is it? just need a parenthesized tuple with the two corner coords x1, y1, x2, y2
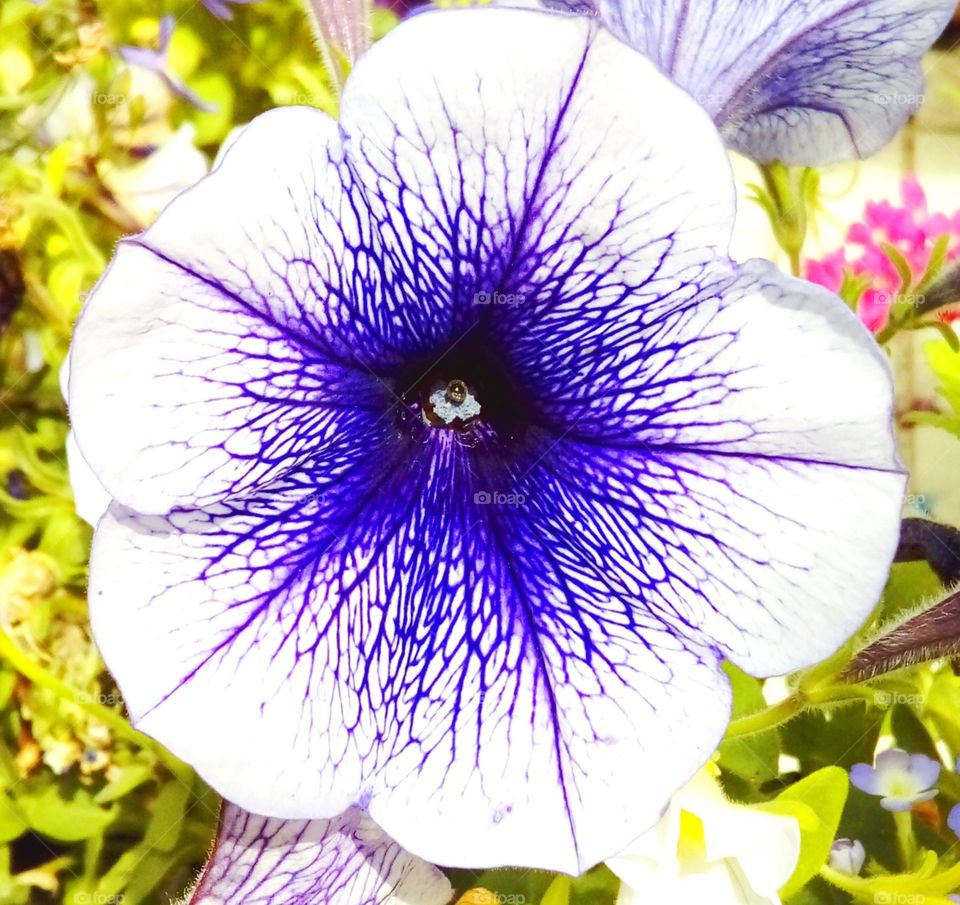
(68, 7, 904, 875)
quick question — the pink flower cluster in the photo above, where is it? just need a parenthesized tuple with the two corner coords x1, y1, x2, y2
(805, 177, 960, 332)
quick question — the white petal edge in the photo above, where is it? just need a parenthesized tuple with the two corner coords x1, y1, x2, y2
(189, 803, 453, 905)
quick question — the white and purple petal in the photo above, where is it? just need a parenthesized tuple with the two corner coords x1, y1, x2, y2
(190, 804, 452, 905)
(534, 257, 904, 676)
(71, 6, 904, 876)
(79, 9, 738, 873)
(595, 0, 955, 164)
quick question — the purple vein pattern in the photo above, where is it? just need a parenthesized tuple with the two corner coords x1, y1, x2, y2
(69, 8, 904, 875)
(190, 804, 451, 905)
(593, 0, 955, 164)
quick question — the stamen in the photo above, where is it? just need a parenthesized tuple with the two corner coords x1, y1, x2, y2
(424, 379, 480, 427)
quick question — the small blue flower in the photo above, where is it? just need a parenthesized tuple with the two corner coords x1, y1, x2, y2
(828, 838, 866, 876)
(850, 749, 941, 811)
(119, 16, 216, 113)
(948, 803, 960, 838)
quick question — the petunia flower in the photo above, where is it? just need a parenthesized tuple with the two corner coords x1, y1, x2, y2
(607, 769, 801, 905)
(806, 177, 960, 333)
(828, 838, 866, 877)
(850, 748, 941, 812)
(119, 16, 216, 112)
(583, 0, 955, 165)
(187, 803, 452, 905)
(68, 7, 904, 874)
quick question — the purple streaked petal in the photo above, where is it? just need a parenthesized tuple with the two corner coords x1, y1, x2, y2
(70, 108, 371, 514)
(191, 804, 452, 905)
(89, 469, 731, 872)
(72, 9, 733, 514)
(521, 257, 903, 675)
(596, 0, 955, 165)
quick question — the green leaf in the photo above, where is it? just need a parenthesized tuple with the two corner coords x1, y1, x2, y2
(717, 662, 780, 783)
(17, 784, 115, 842)
(924, 339, 960, 415)
(0, 793, 26, 844)
(745, 183, 780, 222)
(890, 703, 939, 760)
(540, 875, 571, 905)
(570, 865, 619, 905)
(882, 242, 915, 294)
(756, 767, 849, 899)
(93, 763, 155, 804)
(917, 234, 952, 292)
(142, 779, 191, 853)
(0, 671, 16, 710)
(838, 271, 872, 309)
(924, 669, 960, 756)
(882, 561, 943, 622)
(119, 847, 189, 905)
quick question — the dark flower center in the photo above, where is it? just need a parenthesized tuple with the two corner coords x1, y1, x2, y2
(391, 330, 532, 447)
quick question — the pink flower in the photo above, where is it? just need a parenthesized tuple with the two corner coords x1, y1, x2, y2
(806, 177, 960, 332)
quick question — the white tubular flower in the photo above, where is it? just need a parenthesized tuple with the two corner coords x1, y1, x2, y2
(608, 770, 801, 905)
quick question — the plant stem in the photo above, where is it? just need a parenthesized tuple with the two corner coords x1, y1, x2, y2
(821, 858, 960, 903)
(894, 810, 916, 870)
(724, 685, 879, 739)
(725, 696, 804, 738)
(789, 247, 802, 277)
